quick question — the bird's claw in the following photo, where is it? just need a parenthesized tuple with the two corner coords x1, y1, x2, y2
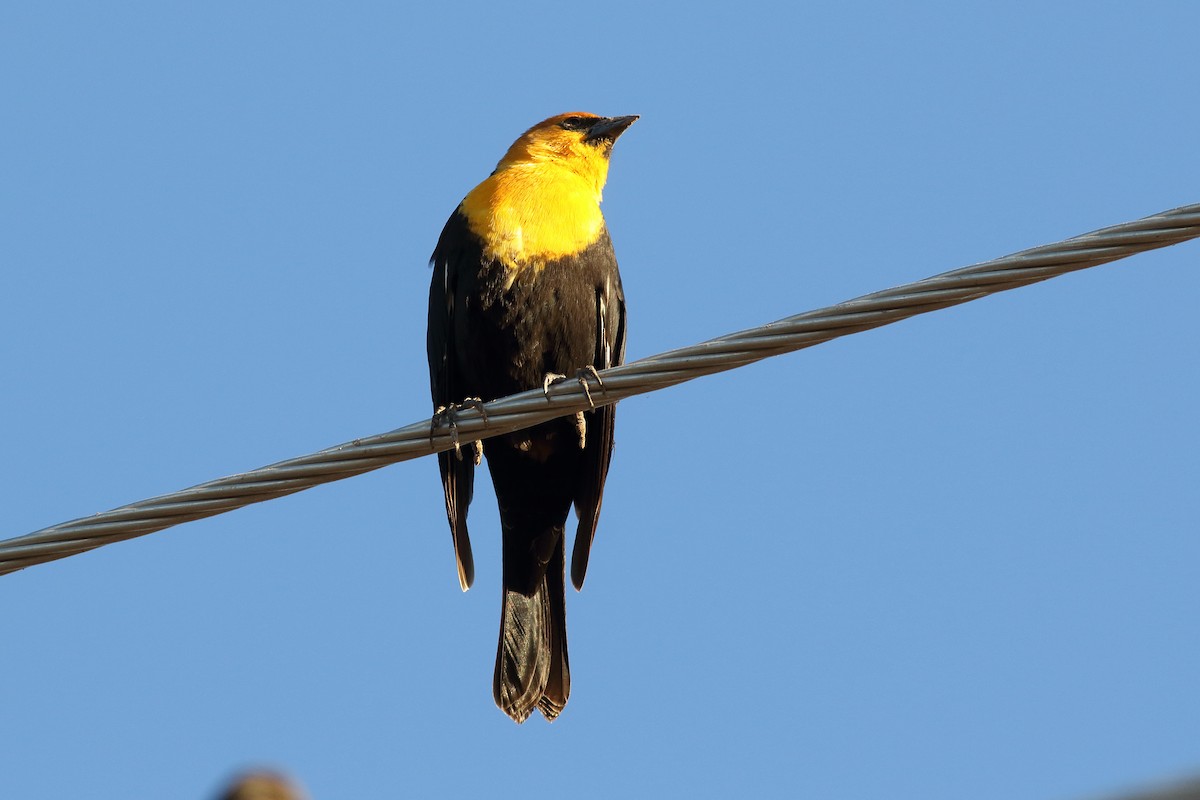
(431, 398, 488, 462)
(542, 373, 567, 397)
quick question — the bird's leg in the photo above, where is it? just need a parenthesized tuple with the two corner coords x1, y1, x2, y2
(572, 410, 587, 449)
(430, 397, 488, 462)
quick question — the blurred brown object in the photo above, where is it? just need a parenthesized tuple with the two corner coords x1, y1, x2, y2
(216, 770, 308, 800)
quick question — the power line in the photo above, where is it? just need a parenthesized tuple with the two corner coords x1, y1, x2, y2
(2, 202, 1197, 577)
(1094, 776, 1200, 800)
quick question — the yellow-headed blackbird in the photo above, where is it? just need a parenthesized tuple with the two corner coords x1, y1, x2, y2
(215, 771, 307, 800)
(427, 112, 636, 722)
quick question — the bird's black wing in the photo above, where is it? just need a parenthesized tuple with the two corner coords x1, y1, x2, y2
(428, 210, 476, 591)
(570, 259, 626, 590)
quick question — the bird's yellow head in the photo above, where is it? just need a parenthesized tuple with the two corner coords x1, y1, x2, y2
(495, 113, 639, 195)
(462, 112, 638, 271)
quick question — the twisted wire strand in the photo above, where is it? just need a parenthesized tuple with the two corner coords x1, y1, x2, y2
(3, 203, 1198, 576)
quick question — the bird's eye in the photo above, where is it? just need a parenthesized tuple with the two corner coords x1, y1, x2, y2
(559, 116, 587, 131)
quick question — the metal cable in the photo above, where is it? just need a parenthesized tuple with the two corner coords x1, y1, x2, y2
(3, 202, 1198, 576)
(1092, 776, 1200, 800)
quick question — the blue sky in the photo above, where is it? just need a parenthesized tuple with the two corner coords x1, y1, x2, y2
(3, 3, 1199, 798)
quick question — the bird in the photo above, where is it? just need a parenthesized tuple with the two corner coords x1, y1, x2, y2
(215, 771, 307, 800)
(426, 112, 636, 722)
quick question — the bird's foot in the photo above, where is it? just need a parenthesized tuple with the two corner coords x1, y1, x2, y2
(542, 368, 606, 449)
(542, 366, 606, 409)
(430, 398, 488, 462)
(574, 365, 605, 409)
(542, 373, 567, 397)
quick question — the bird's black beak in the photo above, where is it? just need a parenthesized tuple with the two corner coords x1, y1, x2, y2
(584, 115, 639, 143)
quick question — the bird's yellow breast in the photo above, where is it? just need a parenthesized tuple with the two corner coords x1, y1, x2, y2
(460, 161, 608, 281)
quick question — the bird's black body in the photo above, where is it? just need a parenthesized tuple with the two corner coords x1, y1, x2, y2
(430, 211, 625, 407)
(426, 112, 633, 722)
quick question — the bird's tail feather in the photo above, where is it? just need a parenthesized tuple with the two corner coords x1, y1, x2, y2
(493, 554, 570, 723)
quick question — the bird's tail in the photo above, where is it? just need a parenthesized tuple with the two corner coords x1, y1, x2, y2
(493, 537, 570, 723)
